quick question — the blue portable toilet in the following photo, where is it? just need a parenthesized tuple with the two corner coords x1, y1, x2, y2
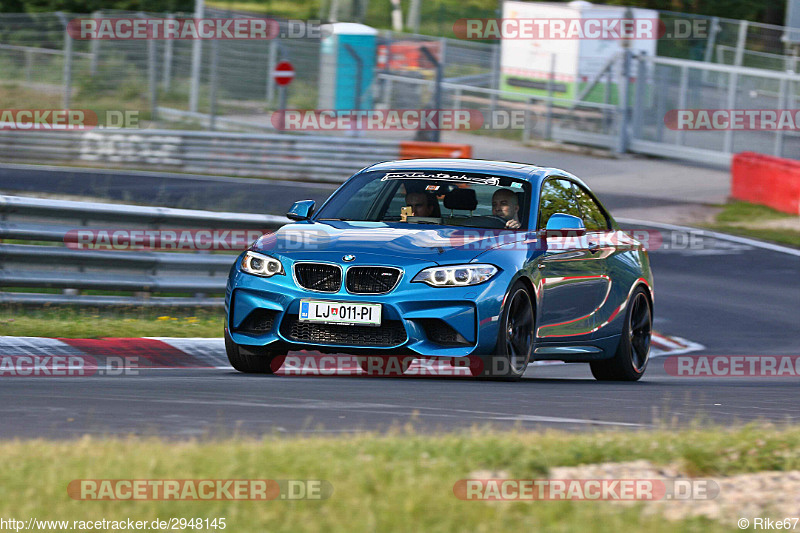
(318, 23, 377, 110)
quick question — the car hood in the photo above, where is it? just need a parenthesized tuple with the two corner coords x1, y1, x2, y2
(251, 221, 531, 264)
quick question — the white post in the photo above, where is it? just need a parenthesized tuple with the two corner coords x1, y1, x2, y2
(329, 0, 339, 22)
(266, 39, 277, 103)
(390, 0, 403, 31)
(90, 11, 100, 75)
(189, 0, 205, 113)
(406, 0, 421, 33)
(734, 21, 748, 67)
(162, 14, 174, 90)
(676, 65, 688, 146)
(62, 17, 73, 108)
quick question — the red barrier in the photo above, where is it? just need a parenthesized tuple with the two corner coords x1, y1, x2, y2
(399, 141, 472, 159)
(731, 152, 800, 215)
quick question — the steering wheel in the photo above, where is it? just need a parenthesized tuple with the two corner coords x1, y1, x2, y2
(484, 215, 510, 228)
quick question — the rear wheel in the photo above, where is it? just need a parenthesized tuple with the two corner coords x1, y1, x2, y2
(225, 329, 281, 374)
(590, 288, 651, 381)
(475, 281, 534, 381)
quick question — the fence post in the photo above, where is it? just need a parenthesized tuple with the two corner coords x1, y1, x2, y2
(489, 42, 499, 116)
(58, 12, 73, 109)
(266, 38, 278, 104)
(523, 97, 533, 143)
(90, 11, 101, 75)
(719, 22, 748, 153)
(419, 46, 442, 142)
(615, 49, 631, 154)
(632, 53, 646, 140)
(24, 49, 33, 83)
(733, 20, 748, 67)
(545, 53, 555, 140)
(439, 37, 447, 74)
(774, 77, 787, 157)
(385, 77, 393, 107)
(655, 64, 666, 142)
(701, 17, 719, 84)
(162, 14, 174, 91)
(189, 0, 205, 113)
(209, 38, 220, 131)
(145, 12, 158, 122)
(676, 64, 688, 147)
(723, 75, 737, 153)
(603, 69, 612, 130)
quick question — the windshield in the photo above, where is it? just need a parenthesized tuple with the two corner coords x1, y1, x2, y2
(315, 171, 531, 230)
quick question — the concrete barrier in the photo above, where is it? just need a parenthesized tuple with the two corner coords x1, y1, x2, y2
(399, 141, 472, 159)
(732, 152, 800, 215)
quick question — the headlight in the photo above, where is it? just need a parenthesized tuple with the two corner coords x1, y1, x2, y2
(412, 264, 498, 287)
(241, 251, 284, 277)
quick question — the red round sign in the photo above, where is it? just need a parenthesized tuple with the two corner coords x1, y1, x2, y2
(273, 60, 295, 86)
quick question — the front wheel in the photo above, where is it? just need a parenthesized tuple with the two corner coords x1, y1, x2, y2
(590, 287, 652, 381)
(225, 329, 282, 374)
(475, 281, 534, 381)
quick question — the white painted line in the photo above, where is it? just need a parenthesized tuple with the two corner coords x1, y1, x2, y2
(649, 335, 705, 358)
(617, 217, 800, 257)
(652, 332, 682, 349)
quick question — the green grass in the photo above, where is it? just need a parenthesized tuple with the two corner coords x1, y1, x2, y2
(704, 201, 800, 248)
(0, 306, 223, 338)
(714, 201, 792, 224)
(0, 425, 798, 532)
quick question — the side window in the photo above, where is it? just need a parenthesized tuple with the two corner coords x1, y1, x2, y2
(572, 184, 610, 231)
(537, 178, 580, 229)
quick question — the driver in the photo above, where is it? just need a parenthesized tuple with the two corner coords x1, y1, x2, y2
(491, 189, 521, 229)
(405, 191, 438, 217)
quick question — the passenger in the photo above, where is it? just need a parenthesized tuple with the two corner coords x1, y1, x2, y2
(491, 189, 521, 229)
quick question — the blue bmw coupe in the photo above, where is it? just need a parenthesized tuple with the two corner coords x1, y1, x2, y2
(225, 159, 654, 381)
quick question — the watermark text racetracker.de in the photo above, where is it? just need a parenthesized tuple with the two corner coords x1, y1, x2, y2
(0, 356, 139, 377)
(453, 478, 719, 500)
(67, 479, 333, 500)
(0, 109, 139, 130)
(64, 227, 740, 253)
(68, 17, 326, 40)
(665, 355, 800, 377)
(271, 109, 527, 132)
(64, 228, 266, 251)
(665, 109, 800, 131)
(452, 17, 707, 40)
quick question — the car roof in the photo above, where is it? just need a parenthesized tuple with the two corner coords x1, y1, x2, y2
(362, 159, 583, 187)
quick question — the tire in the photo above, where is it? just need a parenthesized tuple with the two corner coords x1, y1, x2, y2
(475, 280, 534, 381)
(357, 356, 414, 377)
(590, 287, 652, 381)
(224, 329, 281, 374)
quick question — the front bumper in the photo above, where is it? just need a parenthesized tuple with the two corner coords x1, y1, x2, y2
(225, 257, 511, 358)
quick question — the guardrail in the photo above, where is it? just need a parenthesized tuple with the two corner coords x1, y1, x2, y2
(0, 129, 403, 183)
(0, 129, 473, 183)
(0, 195, 288, 307)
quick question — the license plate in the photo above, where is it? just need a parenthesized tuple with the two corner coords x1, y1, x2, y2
(299, 300, 382, 326)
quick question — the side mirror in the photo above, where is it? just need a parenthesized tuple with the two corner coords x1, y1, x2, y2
(287, 200, 315, 221)
(544, 213, 586, 237)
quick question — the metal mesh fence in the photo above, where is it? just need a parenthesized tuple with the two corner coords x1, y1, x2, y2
(1, 9, 800, 163)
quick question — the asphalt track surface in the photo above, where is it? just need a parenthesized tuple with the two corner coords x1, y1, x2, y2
(1, 221, 798, 438)
(0, 158, 797, 437)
